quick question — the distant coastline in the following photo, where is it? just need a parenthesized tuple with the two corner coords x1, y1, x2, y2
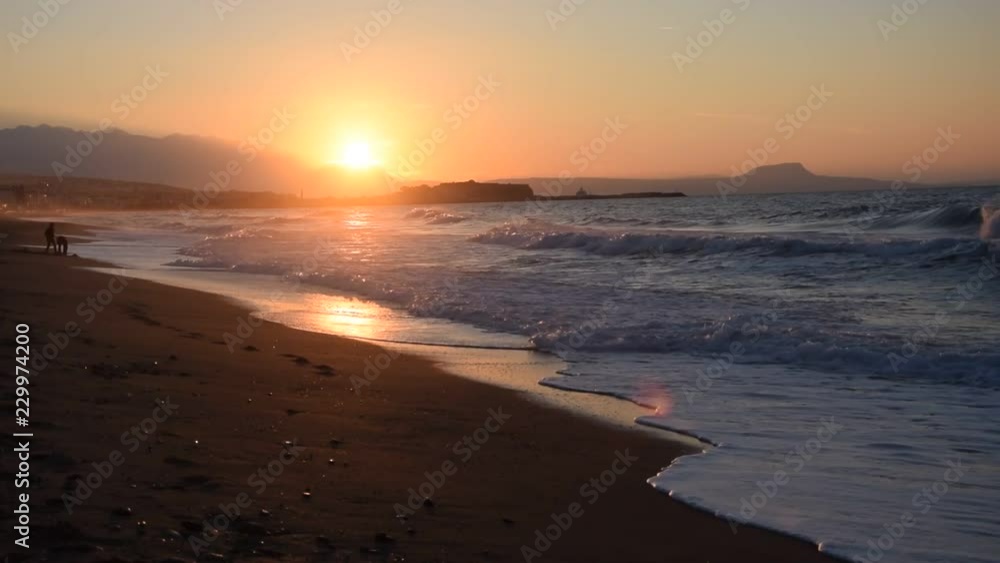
(533, 191, 686, 201)
(0, 175, 688, 211)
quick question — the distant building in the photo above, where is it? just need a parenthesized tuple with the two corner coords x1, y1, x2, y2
(575, 187, 589, 197)
(0, 185, 26, 209)
(397, 181, 534, 204)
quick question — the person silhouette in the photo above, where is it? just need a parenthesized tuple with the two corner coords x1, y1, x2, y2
(45, 223, 56, 254)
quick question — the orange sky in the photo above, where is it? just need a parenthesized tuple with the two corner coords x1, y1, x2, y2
(2, 0, 998, 183)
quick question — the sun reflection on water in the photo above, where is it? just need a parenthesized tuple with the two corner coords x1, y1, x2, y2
(294, 293, 391, 341)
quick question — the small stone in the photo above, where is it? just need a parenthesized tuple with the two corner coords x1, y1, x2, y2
(259, 509, 271, 517)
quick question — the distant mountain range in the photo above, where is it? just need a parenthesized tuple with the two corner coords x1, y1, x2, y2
(0, 124, 386, 196)
(2, 125, 993, 197)
(499, 163, 918, 197)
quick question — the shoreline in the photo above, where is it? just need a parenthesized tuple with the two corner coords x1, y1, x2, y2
(0, 217, 838, 562)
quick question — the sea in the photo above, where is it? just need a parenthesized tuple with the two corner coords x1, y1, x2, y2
(41, 185, 1000, 563)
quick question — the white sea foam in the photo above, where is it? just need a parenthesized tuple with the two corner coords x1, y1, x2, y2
(405, 207, 469, 224)
(979, 205, 1000, 239)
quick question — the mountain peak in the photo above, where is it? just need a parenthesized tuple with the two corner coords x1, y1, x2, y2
(752, 162, 814, 176)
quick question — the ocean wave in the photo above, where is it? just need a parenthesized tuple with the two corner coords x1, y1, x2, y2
(470, 222, 992, 260)
(866, 202, 984, 231)
(530, 319, 1000, 386)
(405, 207, 469, 224)
(246, 266, 1000, 386)
(199, 227, 279, 241)
(164, 258, 229, 268)
(155, 221, 235, 235)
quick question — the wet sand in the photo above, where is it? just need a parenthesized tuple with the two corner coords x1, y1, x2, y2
(0, 217, 837, 562)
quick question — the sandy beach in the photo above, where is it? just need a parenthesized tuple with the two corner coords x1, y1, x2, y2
(0, 217, 837, 562)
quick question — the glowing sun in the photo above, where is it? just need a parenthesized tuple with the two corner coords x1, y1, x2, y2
(335, 140, 380, 170)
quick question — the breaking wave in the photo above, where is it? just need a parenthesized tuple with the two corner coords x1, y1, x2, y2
(470, 221, 993, 261)
(405, 207, 469, 224)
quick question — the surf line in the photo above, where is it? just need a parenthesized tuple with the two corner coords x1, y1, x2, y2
(349, 335, 539, 352)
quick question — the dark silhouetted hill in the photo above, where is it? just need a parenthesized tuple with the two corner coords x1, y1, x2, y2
(0, 125, 380, 196)
(500, 163, 904, 196)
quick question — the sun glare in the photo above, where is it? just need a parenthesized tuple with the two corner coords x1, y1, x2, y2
(336, 140, 380, 170)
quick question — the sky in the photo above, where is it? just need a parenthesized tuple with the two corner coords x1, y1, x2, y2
(1, 0, 998, 183)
